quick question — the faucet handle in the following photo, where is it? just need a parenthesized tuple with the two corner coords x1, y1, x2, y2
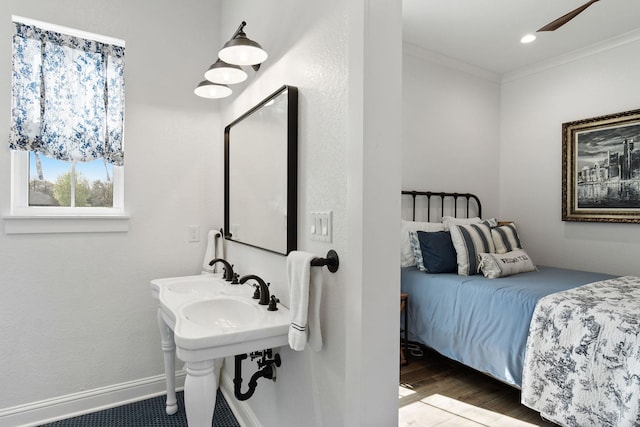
(252, 285, 260, 300)
(231, 272, 240, 284)
(267, 295, 279, 311)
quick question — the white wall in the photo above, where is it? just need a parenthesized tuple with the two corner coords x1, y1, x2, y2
(217, 1, 350, 424)
(402, 45, 501, 218)
(216, 1, 401, 426)
(344, 1, 402, 425)
(500, 36, 640, 276)
(0, 0, 221, 413)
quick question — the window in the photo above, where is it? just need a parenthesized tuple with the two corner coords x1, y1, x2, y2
(8, 16, 125, 218)
(28, 153, 114, 207)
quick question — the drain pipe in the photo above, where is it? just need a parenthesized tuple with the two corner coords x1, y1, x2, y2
(233, 350, 281, 401)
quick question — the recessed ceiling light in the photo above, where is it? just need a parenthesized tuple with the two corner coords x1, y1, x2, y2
(521, 34, 536, 44)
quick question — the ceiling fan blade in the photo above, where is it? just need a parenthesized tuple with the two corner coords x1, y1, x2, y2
(537, 0, 600, 32)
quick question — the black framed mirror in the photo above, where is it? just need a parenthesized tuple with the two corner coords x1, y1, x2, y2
(224, 85, 298, 255)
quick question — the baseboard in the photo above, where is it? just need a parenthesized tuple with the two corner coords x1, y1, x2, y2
(219, 369, 262, 427)
(0, 370, 186, 427)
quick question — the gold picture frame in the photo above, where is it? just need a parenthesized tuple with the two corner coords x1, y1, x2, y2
(562, 108, 640, 223)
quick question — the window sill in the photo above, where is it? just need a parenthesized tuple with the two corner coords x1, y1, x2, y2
(3, 214, 130, 234)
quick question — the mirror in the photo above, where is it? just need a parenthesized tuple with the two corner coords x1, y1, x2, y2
(224, 85, 298, 255)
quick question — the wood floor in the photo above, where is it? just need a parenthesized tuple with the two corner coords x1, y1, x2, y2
(399, 346, 556, 426)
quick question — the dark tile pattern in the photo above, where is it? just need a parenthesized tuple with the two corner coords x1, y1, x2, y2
(39, 390, 240, 427)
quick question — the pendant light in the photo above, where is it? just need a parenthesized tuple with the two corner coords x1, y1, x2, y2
(218, 21, 268, 66)
(194, 80, 232, 99)
(204, 59, 248, 85)
(194, 21, 266, 99)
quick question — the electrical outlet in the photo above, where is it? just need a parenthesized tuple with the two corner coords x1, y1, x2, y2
(188, 225, 200, 243)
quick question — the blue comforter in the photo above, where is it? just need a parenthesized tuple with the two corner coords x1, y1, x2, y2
(401, 265, 614, 387)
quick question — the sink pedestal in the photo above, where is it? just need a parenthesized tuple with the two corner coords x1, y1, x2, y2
(157, 312, 221, 426)
(184, 360, 217, 427)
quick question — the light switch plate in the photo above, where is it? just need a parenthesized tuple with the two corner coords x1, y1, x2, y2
(188, 225, 200, 242)
(310, 211, 332, 243)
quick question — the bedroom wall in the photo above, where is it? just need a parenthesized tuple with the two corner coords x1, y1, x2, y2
(402, 44, 502, 219)
(0, 0, 221, 416)
(500, 34, 640, 276)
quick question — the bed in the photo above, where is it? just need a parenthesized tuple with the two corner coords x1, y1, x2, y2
(402, 265, 612, 385)
(400, 190, 640, 426)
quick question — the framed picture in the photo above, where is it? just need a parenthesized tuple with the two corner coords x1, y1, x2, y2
(563, 108, 640, 223)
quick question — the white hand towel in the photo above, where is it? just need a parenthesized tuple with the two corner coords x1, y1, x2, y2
(287, 251, 324, 351)
(307, 264, 324, 352)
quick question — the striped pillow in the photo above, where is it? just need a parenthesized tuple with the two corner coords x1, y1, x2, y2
(491, 223, 522, 254)
(449, 222, 495, 275)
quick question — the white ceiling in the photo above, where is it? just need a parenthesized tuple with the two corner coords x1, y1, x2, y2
(402, 0, 640, 76)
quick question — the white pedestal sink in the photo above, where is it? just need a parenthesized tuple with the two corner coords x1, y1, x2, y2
(151, 274, 290, 427)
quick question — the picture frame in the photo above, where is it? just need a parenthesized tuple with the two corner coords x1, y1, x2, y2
(562, 108, 640, 223)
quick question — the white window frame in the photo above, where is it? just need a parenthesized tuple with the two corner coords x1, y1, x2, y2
(3, 16, 128, 234)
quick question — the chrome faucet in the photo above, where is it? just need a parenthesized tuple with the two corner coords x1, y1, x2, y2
(208, 258, 234, 281)
(239, 274, 270, 305)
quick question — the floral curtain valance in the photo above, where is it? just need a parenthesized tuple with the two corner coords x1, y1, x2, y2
(9, 22, 125, 166)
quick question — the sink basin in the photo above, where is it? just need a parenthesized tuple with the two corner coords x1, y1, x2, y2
(174, 295, 290, 360)
(151, 273, 290, 361)
(166, 281, 219, 295)
(151, 275, 254, 311)
(182, 297, 260, 330)
(152, 275, 224, 296)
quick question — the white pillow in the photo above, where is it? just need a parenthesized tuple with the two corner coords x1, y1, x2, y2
(449, 222, 495, 275)
(478, 249, 537, 278)
(401, 220, 445, 267)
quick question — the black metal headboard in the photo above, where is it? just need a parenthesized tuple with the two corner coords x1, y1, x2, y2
(402, 190, 482, 222)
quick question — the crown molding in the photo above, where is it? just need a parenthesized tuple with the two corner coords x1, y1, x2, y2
(503, 27, 640, 83)
(404, 28, 640, 85)
(403, 42, 501, 83)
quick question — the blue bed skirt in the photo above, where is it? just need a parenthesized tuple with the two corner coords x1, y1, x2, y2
(401, 265, 614, 387)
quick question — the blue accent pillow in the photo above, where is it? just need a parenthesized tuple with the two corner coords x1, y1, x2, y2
(417, 231, 457, 274)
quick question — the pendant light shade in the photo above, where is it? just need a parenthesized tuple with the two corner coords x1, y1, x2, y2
(204, 59, 248, 85)
(194, 80, 232, 99)
(218, 26, 268, 66)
